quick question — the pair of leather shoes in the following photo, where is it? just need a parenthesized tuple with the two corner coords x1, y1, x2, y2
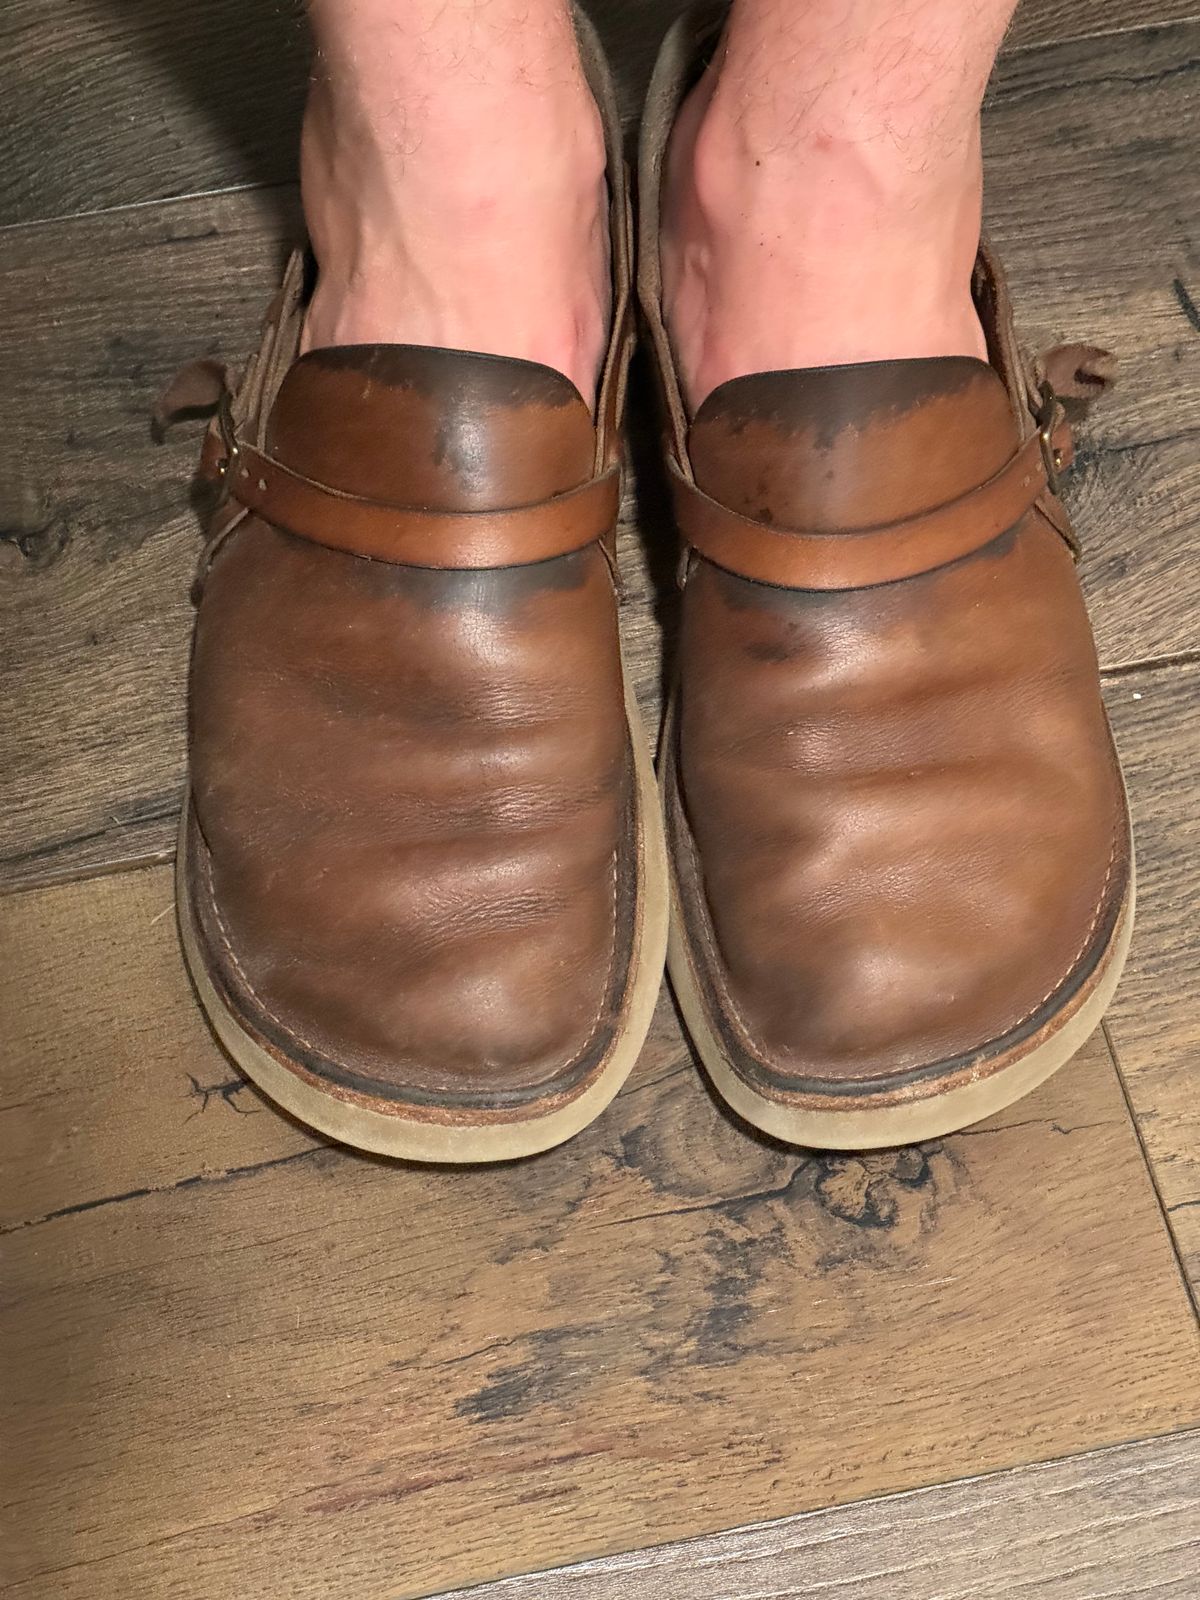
(176, 8, 1132, 1161)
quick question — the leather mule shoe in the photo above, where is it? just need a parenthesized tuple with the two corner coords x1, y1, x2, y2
(175, 21, 667, 1162)
(638, 8, 1133, 1149)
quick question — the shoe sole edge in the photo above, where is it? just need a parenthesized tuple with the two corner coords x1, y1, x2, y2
(177, 661, 669, 1163)
(667, 862, 1136, 1150)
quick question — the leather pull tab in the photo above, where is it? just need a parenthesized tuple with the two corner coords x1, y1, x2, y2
(669, 430, 1056, 591)
(151, 358, 232, 443)
(223, 444, 622, 570)
(1037, 343, 1117, 402)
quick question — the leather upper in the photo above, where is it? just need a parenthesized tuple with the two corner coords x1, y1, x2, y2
(664, 344, 1129, 1090)
(210, 346, 623, 569)
(638, 5, 1128, 1099)
(667, 377, 1072, 590)
(175, 0, 665, 1115)
(187, 329, 640, 1106)
(181, 5, 646, 1113)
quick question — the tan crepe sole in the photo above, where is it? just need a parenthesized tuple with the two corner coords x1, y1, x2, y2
(177, 665, 669, 1163)
(667, 863, 1135, 1150)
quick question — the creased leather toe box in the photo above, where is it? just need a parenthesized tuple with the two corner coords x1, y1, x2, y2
(187, 524, 635, 1108)
(670, 531, 1131, 1097)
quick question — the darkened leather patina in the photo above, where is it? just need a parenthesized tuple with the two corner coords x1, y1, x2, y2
(178, 17, 665, 1159)
(639, 6, 1132, 1141)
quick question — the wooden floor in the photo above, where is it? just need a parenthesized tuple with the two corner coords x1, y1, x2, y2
(2, 2, 1199, 1596)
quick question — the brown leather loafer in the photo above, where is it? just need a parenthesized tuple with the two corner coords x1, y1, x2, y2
(639, 9, 1133, 1148)
(176, 19, 667, 1162)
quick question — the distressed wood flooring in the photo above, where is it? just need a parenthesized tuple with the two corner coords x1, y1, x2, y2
(2, 2, 1198, 1596)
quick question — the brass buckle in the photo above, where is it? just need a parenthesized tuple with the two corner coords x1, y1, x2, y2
(1035, 379, 1064, 497)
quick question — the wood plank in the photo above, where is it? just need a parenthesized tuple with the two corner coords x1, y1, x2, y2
(983, 25, 1200, 671)
(0, 867, 321, 1232)
(431, 1430, 1200, 1600)
(1008, 0, 1200, 48)
(2, 865, 1198, 1598)
(0, 0, 310, 227)
(2, 20, 1197, 893)
(0, 0, 1195, 227)
(1104, 663, 1200, 1299)
(0, 187, 300, 891)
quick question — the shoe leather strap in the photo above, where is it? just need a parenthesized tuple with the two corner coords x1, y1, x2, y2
(208, 436, 620, 569)
(669, 423, 1073, 590)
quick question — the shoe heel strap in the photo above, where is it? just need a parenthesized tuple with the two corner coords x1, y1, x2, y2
(209, 437, 621, 569)
(669, 422, 1072, 590)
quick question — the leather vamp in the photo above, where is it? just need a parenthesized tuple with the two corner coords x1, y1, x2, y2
(673, 358, 1130, 1086)
(187, 347, 636, 1101)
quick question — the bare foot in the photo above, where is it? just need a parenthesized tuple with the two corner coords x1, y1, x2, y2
(300, 0, 610, 407)
(661, 0, 1015, 411)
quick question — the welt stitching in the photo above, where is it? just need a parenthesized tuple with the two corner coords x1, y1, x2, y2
(585, 833, 622, 1057)
(200, 835, 324, 1059)
(999, 822, 1121, 1034)
(680, 761, 1125, 1075)
(198, 802, 623, 1078)
(680, 802, 773, 1059)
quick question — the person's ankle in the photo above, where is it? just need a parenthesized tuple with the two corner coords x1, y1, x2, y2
(299, 77, 612, 405)
(661, 72, 988, 410)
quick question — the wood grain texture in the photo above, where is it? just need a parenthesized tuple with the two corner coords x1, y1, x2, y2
(0, 186, 299, 890)
(431, 1430, 1200, 1600)
(2, 866, 1198, 1598)
(1008, 0, 1200, 47)
(3, 21, 1197, 893)
(0, 0, 1196, 226)
(1105, 664, 1200, 1298)
(983, 25, 1200, 671)
(0, 867, 320, 1231)
(0, 0, 310, 226)
(2, 11, 1198, 1599)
